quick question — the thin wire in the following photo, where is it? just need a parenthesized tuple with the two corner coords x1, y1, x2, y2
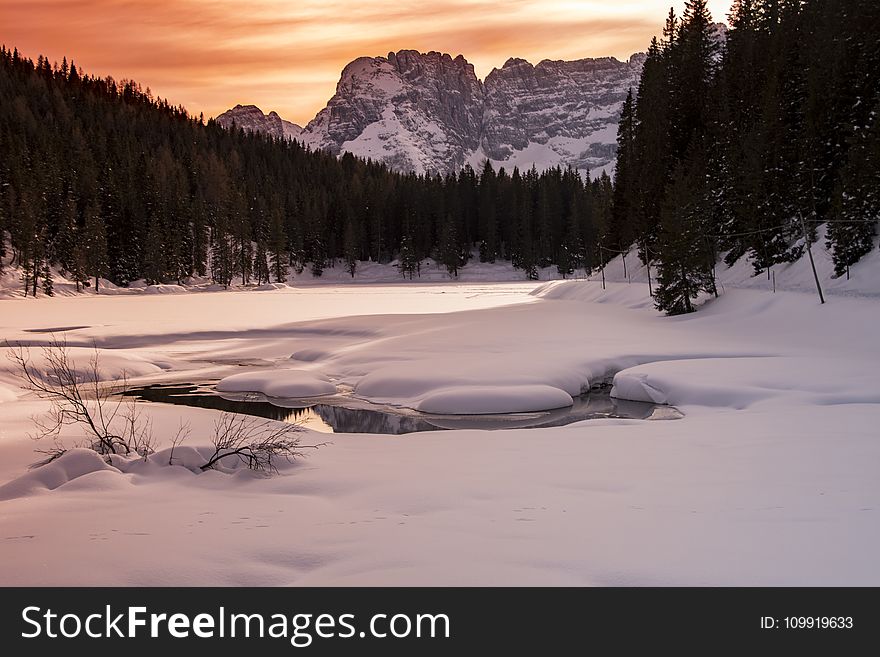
(598, 244, 632, 255)
(613, 217, 876, 262)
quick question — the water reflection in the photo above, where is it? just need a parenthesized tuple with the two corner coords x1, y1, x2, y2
(124, 383, 679, 435)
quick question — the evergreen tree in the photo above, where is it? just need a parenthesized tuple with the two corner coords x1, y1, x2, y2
(309, 232, 327, 278)
(674, 0, 718, 156)
(54, 191, 78, 275)
(654, 154, 717, 315)
(230, 192, 252, 285)
(559, 194, 584, 278)
(437, 213, 465, 277)
(69, 243, 89, 292)
(343, 219, 358, 278)
(398, 233, 418, 279)
(478, 160, 498, 262)
(632, 38, 672, 248)
(29, 233, 46, 298)
(82, 201, 108, 291)
(288, 221, 306, 275)
(211, 218, 236, 289)
(610, 89, 639, 253)
(143, 220, 166, 284)
(267, 205, 288, 282)
(191, 202, 209, 278)
(253, 238, 270, 285)
(828, 92, 880, 277)
(41, 259, 54, 296)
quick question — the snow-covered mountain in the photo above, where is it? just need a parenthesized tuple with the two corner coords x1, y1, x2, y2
(219, 49, 646, 175)
(479, 53, 646, 175)
(215, 104, 303, 141)
(304, 50, 485, 174)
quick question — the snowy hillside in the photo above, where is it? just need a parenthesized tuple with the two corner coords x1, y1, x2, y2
(577, 225, 880, 300)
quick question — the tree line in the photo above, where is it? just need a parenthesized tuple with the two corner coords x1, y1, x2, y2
(611, 0, 880, 313)
(2, 0, 877, 312)
(0, 46, 616, 296)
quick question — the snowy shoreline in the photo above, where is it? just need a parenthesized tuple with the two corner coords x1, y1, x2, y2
(4, 224, 880, 302)
(1, 278, 879, 586)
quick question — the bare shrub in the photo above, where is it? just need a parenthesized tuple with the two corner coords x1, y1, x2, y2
(31, 442, 69, 469)
(6, 337, 153, 458)
(201, 413, 326, 474)
(167, 420, 192, 466)
(7, 339, 324, 474)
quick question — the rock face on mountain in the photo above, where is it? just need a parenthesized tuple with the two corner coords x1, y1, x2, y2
(303, 51, 485, 173)
(215, 104, 303, 141)
(220, 49, 646, 175)
(480, 53, 645, 173)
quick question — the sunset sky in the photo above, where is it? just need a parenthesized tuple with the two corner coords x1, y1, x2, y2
(1, 1, 732, 125)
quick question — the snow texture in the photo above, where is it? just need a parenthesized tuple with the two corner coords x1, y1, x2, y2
(415, 385, 573, 415)
(0, 247, 879, 585)
(217, 370, 337, 398)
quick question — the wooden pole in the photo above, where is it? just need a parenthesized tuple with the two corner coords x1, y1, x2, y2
(799, 213, 825, 305)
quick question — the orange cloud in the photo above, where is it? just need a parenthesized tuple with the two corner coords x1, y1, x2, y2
(0, 1, 731, 125)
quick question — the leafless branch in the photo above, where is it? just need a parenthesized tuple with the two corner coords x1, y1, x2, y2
(30, 442, 69, 469)
(168, 420, 191, 465)
(5, 337, 151, 456)
(200, 413, 326, 474)
(6, 340, 323, 475)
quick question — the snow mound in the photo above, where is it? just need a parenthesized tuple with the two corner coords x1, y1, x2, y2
(142, 284, 188, 294)
(118, 446, 263, 476)
(612, 371, 670, 405)
(217, 369, 336, 398)
(290, 348, 330, 362)
(610, 356, 880, 409)
(254, 283, 289, 291)
(0, 448, 117, 500)
(0, 444, 271, 501)
(416, 385, 573, 415)
(611, 359, 776, 408)
(532, 279, 656, 309)
(2, 347, 164, 384)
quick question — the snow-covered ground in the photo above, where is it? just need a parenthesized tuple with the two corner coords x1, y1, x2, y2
(3, 225, 875, 300)
(0, 254, 588, 300)
(1, 246, 879, 585)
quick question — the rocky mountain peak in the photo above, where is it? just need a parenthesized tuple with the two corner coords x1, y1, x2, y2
(215, 104, 303, 142)
(481, 54, 642, 170)
(220, 47, 646, 175)
(303, 49, 484, 173)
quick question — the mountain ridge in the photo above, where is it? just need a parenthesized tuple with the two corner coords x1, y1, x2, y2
(216, 103, 304, 142)
(217, 46, 662, 175)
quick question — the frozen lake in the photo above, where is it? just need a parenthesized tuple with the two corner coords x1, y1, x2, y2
(1, 280, 879, 586)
